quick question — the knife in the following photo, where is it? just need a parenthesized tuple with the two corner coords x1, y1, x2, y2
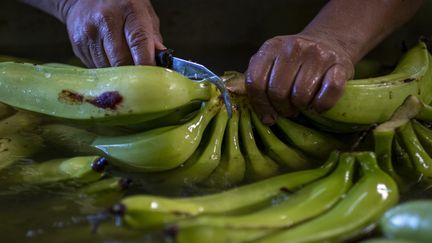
(156, 49, 233, 118)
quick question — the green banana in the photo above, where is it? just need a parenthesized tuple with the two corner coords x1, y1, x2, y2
(372, 95, 422, 188)
(116, 152, 338, 229)
(276, 117, 344, 158)
(412, 119, 432, 156)
(10, 156, 107, 184)
(41, 96, 222, 172)
(300, 110, 371, 133)
(392, 134, 422, 186)
(204, 103, 246, 188)
(374, 126, 405, 188)
(250, 109, 312, 170)
(0, 133, 44, 170)
(239, 100, 279, 180)
(0, 62, 210, 125)
(150, 106, 228, 188)
(308, 41, 432, 125)
(416, 102, 432, 122)
(175, 153, 355, 243)
(0, 111, 42, 136)
(256, 152, 399, 243)
(397, 121, 432, 177)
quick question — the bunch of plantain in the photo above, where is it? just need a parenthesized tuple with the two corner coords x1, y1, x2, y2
(1, 40, 432, 242)
(109, 151, 398, 243)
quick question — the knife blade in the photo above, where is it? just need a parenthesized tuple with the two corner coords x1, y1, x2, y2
(156, 49, 233, 118)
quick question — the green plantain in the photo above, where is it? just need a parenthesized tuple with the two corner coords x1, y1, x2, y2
(203, 102, 246, 188)
(397, 121, 432, 177)
(239, 100, 279, 181)
(307, 41, 432, 125)
(250, 109, 311, 170)
(40, 95, 222, 172)
(175, 153, 355, 243)
(0, 62, 210, 125)
(150, 105, 228, 188)
(276, 117, 344, 158)
(12, 156, 108, 185)
(116, 152, 338, 230)
(257, 152, 399, 243)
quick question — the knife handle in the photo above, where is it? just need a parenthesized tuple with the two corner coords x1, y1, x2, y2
(155, 49, 174, 68)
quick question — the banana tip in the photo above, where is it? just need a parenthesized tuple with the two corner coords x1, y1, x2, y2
(92, 157, 109, 173)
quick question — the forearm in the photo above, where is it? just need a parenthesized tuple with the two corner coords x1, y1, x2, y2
(20, 0, 73, 22)
(302, 0, 423, 63)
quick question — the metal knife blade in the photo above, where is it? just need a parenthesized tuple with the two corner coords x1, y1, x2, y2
(156, 50, 233, 118)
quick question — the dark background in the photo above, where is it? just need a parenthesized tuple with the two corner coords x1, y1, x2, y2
(0, 0, 431, 73)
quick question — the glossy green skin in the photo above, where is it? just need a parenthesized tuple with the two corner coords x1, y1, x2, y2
(258, 152, 399, 243)
(276, 117, 344, 158)
(204, 105, 246, 188)
(416, 102, 432, 122)
(92, 97, 221, 172)
(397, 121, 432, 177)
(319, 42, 432, 124)
(16, 156, 104, 184)
(151, 107, 229, 188)
(374, 127, 405, 188)
(380, 200, 432, 242)
(0, 62, 210, 125)
(176, 153, 355, 242)
(250, 109, 311, 170)
(0, 133, 44, 170)
(121, 152, 338, 229)
(40, 100, 221, 172)
(239, 102, 278, 180)
(412, 119, 432, 156)
(301, 109, 371, 133)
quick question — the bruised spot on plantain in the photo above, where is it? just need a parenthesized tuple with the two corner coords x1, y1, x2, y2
(58, 90, 123, 110)
(58, 89, 84, 105)
(88, 91, 123, 110)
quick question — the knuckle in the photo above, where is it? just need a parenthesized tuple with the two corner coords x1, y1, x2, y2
(127, 31, 150, 46)
(94, 9, 116, 27)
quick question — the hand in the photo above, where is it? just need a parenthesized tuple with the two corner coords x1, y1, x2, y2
(245, 34, 354, 125)
(62, 0, 164, 68)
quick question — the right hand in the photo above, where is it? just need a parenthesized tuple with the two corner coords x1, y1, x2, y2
(61, 0, 165, 68)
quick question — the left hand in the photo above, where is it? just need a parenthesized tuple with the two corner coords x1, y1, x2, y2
(245, 34, 354, 125)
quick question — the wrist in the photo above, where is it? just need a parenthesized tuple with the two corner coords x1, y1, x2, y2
(20, 0, 77, 23)
(300, 28, 361, 64)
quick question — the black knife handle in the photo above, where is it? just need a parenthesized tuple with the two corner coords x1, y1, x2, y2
(155, 49, 174, 68)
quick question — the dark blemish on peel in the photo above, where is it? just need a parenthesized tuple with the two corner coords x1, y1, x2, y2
(87, 91, 123, 110)
(58, 90, 84, 105)
(403, 78, 415, 83)
(58, 90, 123, 110)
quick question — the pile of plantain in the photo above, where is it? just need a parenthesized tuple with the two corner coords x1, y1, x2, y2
(1, 41, 432, 242)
